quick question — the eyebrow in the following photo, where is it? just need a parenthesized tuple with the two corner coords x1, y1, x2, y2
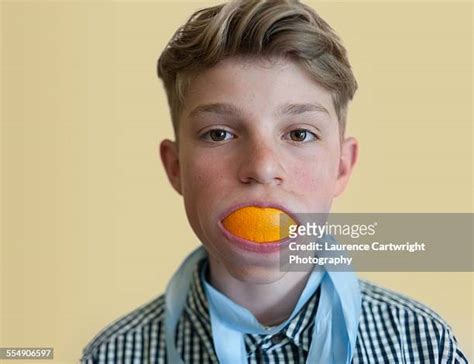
(187, 102, 331, 119)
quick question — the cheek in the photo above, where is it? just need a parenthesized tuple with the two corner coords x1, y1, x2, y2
(288, 152, 339, 194)
(291, 168, 318, 190)
(180, 154, 234, 243)
(181, 153, 227, 202)
(180, 160, 219, 236)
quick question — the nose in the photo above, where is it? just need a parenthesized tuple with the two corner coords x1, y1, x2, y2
(238, 138, 285, 186)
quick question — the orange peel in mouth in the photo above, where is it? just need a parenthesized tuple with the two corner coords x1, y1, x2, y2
(221, 206, 296, 243)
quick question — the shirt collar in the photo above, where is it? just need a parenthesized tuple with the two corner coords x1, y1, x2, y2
(183, 257, 321, 355)
(244, 284, 321, 355)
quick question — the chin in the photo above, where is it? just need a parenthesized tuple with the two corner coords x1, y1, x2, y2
(225, 260, 288, 285)
(206, 240, 290, 284)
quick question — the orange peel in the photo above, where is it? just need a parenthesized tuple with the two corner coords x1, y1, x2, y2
(222, 206, 296, 243)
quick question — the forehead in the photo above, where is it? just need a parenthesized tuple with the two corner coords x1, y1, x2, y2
(181, 56, 337, 123)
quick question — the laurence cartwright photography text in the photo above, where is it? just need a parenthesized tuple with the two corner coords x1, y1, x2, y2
(285, 241, 427, 267)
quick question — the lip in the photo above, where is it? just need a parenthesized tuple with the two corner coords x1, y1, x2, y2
(218, 202, 299, 254)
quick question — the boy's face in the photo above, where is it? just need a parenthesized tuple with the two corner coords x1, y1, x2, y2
(161, 57, 357, 283)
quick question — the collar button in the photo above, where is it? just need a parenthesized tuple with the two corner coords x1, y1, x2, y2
(271, 333, 285, 345)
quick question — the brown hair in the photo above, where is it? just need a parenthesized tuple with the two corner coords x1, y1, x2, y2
(157, 0, 357, 136)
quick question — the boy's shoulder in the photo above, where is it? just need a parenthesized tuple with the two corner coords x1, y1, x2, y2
(81, 294, 167, 363)
(358, 278, 447, 322)
(358, 278, 455, 337)
(356, 279, 466, 363)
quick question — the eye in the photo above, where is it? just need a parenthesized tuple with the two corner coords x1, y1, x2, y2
(286, 129, 318, 142)
(201, 129, 235, 142)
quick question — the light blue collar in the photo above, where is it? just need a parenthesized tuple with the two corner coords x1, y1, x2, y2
(200, 259, 324, 335)
(165, 246, 361, 364)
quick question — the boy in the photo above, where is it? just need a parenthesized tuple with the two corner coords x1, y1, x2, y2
(81, 1, 467, 363)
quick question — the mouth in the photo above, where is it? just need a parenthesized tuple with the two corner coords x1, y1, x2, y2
(218, 204, 298, 253)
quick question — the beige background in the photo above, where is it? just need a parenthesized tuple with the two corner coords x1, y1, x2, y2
(1, 1, 472, 363)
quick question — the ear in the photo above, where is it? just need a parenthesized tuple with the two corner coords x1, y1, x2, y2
(159, 139, 182, 195)
(334, 137, 358, 198)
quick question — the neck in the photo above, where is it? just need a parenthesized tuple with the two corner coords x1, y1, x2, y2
(207, 259, 313, 327)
